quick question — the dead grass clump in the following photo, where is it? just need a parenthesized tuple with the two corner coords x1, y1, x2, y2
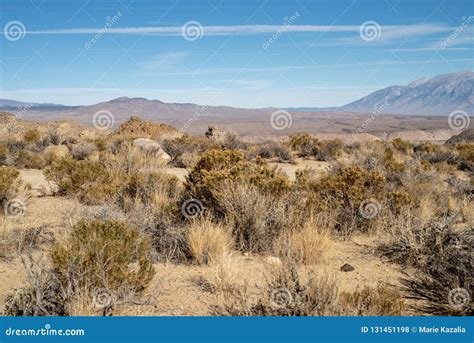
(273, 216, 332, 265)
(378, 221, 473, 315)
(201, 253, 239, 293)
(213, 263, 404, 316)
(0, 166, 20, 203)
(187, 217, 234, 265)
(216, 182, 301, 253)
(340, 284, 404, 316)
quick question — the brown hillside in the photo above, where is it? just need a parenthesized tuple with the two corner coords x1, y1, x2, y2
(111, 116, 181, 140)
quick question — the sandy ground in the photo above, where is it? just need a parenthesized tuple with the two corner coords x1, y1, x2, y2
(0, 192, 410, 316)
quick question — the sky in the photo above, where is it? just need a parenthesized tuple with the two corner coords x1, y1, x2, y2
(0, 0, 473, 108)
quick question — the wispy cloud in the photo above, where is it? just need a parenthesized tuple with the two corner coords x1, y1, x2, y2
(138, 51, 188, 71)
(26, 23, 451, 38)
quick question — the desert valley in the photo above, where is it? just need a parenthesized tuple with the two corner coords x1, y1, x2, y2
(0, 70, 472, 317)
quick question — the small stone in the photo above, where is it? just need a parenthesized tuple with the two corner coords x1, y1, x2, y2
(340, 263, 355, 272)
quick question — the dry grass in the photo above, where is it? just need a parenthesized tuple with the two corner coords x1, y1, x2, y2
(187, 216, 234, 265)
(212, 262, 404, 316)
(273, 216, 332, 265)
(202, 252, 239, 293)
(0, 221, 52, 261)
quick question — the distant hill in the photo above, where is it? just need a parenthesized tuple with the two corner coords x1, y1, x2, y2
(0, 99, 77, 111)
(1, 72, 472, 119)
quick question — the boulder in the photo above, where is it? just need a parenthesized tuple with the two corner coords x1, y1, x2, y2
(19, 169, 58, 197)
(43, 145, 70, 160)
(205, 125, 228, 144)
(132, 138, 171, 160)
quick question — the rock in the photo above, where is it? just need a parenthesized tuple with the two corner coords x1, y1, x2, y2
(205, 125, 231, 144)
(19, 169, 58, 197)
(340, 263, 355, 272)
(43, 145, 70, 160)
(132, 138, 171, 160)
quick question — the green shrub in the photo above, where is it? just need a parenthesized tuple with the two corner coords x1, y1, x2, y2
(45, 158, 119, 204)
(51, 220, 155, 292)
(249, 141, 294, 162)
(300, 166, 386, 235)
(186, 149, 290, 214)
(289, 133, 319, 157)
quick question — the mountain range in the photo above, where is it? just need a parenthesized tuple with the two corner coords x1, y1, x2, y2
(0, 71, 472, 129)
(290, 71, 473, 115)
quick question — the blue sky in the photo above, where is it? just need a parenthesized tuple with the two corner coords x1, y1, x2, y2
(0, 0, 473, 108)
